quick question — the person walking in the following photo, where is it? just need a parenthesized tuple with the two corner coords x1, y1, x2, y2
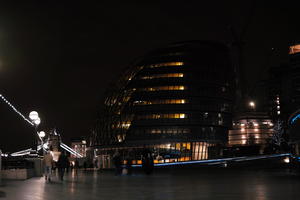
(112, 151, 122, 175)
(57, 151, 69, 181)
(142, 149, 154, 175)
(74, 159, 79, 175)
(43, 150, 54, 182)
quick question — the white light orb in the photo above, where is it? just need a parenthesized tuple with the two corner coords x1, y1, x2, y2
(249, 101, 255, 108)
(34, 117, 41, 125)
(39, 131, 46, 138)
(29, 111, 39, 120)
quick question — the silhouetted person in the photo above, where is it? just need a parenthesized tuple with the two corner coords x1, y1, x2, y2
(57, 152, 69, 181)
(83, 161, 87, 171)
(142, 149, 154, 175)
(112, 151, 122, 175)
(74, 159, 79, 174)
(43, 150, 54, 182)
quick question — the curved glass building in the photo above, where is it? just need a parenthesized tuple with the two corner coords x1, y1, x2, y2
(92, 41, 235, 167)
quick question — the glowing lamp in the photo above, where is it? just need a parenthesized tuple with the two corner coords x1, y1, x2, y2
(34, 117, 41, 125)
(39, 131, 46, 138)
(29, 111, 39, 121)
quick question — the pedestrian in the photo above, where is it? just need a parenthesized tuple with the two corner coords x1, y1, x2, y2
(43, 150, 54, 182)
(74, 159, 79, 175)
(57, 151, 69, 181)
(125, 150, 133, 175)
(142, 149, 154, 175)
(83, 161, 87, 171)
(112, 151, 122, 175)
(94, 159, 98, 170)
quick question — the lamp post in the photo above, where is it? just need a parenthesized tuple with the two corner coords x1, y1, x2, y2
(29, 111, 40, 155)
(38, 131, 46, 156)
(249, 101, 255, 110)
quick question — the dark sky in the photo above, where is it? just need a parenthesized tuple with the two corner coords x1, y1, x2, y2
(0, 1, 299, 152)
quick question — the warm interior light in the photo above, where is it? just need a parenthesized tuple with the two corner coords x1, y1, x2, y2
(289, 44, 300, 54)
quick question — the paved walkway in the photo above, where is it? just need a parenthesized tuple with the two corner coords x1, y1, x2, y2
(1, 169, 300, 200)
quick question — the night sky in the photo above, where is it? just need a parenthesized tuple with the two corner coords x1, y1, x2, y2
(0, 1, 299, 152)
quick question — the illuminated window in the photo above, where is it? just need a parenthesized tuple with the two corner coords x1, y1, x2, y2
(147, 62, 184, 68)
(140, 73, 184, 79)
(112, 121, 131, 129)
(289, 44, 300, 54)
(138, 113, 187, 119)
(133, 99, 187, 105)
(140, 86, 186, 91)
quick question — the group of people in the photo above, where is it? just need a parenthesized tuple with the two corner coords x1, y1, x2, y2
(42, 150, 79, 182)
(112, 149, 154, 175)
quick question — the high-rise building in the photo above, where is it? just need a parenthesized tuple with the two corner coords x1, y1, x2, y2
(91, 41, 235, 168)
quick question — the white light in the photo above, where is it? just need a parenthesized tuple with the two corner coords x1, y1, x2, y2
(283, 157, 290, 163)
(29, 111, 39, 121)
(249, 101, 255, 108)
(277, 111, 281, 115)
(241, 123, 245, 126)
(241, 128, 245, 132)
(0, 94, 34, 126)
(39, 131, 46, 138)
(34, 117, 41, 125)
(254, 123, 259, 127)
(82, 140, 86, 144)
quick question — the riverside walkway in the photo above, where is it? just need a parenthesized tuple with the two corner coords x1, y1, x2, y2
(1, 168, 300, 200)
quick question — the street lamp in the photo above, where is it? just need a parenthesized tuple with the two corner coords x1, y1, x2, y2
(249, 101, 255, 110)
(29, 111, 41, 155)
(38, 131, 46, 156)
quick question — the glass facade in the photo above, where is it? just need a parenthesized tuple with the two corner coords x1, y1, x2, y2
(91, 41, 235, 168)
(228, 112, 274, 146)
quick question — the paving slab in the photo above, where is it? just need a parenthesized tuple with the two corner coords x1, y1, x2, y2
(0, 169, 300, 200)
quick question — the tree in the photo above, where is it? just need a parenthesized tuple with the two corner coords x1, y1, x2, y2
(271, 120, 285, 147)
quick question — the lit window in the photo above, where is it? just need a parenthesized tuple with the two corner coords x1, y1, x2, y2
(139, 113, 187, 119)
(140, 73, 184, 79)
(289, 44, 300, 54)
(141, 86, 186, 91)
(133, 99, 186, 105)
(148, 62, 184, 68)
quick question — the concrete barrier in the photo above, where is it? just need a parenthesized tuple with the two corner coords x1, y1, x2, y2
(1, 169, 34, 180)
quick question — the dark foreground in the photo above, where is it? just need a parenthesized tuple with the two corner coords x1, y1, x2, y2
(1, 168, 300, 200)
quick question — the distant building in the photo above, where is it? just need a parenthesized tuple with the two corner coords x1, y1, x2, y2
(91, 41, 235, 168)
(269, 43, 300, 154)
(70, 137, 87, 158)
(229, 112, 274, 146)
(269, 43, 300, 122)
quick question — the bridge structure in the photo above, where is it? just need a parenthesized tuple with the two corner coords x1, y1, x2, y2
(0, 93, 83, 158)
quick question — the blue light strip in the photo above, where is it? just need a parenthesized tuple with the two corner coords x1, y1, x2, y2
(131, 154, 291, 167)
(291, 114, 300, 124)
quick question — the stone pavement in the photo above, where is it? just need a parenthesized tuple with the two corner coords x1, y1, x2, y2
(1, 168, 300, 200)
